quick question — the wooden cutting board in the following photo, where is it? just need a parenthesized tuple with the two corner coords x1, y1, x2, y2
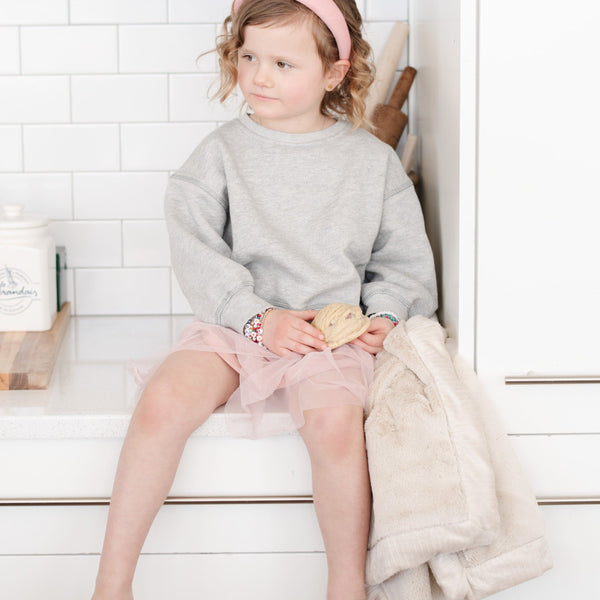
(0, 302, 71, 390)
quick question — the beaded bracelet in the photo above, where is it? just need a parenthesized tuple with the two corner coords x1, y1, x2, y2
(242, 307, 273, 347)
(368, 311, 400, 326)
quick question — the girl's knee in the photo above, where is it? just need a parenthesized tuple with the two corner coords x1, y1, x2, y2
(134, 376, 188, 437)
(301, 404, 365, 461)
(133, 351, 236, 438)
(134, 374, 212, 438)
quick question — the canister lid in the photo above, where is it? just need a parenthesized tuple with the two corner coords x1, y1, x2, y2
(0, 204, 50, 230)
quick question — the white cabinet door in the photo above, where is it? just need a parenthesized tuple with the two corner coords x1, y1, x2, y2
(0, 554, 328, 600)
(475, 0, 600, 432)
(489, 505, 600, 600)
(0, 503, 327, 600)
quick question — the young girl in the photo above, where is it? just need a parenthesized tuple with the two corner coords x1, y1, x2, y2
(91, 1, 437, 599)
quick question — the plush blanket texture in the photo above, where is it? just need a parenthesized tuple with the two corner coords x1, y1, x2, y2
(364, 316, 552, 599)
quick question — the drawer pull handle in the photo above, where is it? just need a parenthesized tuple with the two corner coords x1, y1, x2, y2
(537, 497, 600, 505)
(2, 496, 598, 506)
(505, 375, 600, 385)
(0, 495, 314, 507)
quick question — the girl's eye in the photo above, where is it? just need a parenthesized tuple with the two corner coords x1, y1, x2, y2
(240, 53, 255, 62)
(276, 60, 292, 70)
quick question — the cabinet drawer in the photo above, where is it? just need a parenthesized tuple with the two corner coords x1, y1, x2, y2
(490, 504, 600, 600)
(478, 376, 600, 435)
(0, 502, 324, 555)
(0, 553, 328, 600)
(0, 435, 313, 500)
(511, 434, 600, 499)
(1, 506, 598, 599)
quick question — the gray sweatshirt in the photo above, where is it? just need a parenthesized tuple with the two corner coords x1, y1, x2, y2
(165, 113, 437, 333)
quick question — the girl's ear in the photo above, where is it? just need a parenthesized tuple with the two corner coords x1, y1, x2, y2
(326, 59, 350, 90)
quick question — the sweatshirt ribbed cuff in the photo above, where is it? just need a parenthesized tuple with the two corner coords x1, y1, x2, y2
(365, 295, 409, 323)
(219, 286, 272, 334)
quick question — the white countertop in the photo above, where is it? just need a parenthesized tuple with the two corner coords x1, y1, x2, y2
(0, 316, 310, 499)
(0, 315, 294, 440)
(2, 318, 599, 500)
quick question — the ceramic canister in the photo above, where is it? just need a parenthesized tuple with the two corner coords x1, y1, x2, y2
(0, 204, 57, 331)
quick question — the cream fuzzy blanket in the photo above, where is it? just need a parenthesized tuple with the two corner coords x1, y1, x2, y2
(364, 316, 552, 600)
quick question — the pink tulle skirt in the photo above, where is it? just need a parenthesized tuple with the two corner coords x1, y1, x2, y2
(130, 319, 376, 439)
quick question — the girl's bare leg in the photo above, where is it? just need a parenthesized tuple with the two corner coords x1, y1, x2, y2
(299, 403, 370, 600)
(91, 350, 239, 600)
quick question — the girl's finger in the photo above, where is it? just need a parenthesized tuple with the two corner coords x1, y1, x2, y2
(356, 332, 379, 346)
(296, 321, 326, 340)
(350, 338, 380, 354)
(286, 340, 320, 355)
(295, 331, 328, 351)
(293, 309, 319, 319)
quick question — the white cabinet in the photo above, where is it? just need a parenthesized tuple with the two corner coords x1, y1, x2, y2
(490, 505, 600, 600)
(0, 315, 324, 600)
(0, 554, 327, 600)
(411, 0, 600, 440)
(411, 0, 600, 597)
(475, 0, 600, 431)
(0, 503, 327, 600)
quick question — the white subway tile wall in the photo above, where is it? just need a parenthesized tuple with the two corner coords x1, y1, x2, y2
(0, 0, 409, 316)
(69, 0, 167, 25)
(0, 1, 69, 26)
(49, 220, 122, 267)
(0, 126, 23, 172)
(0, 28, 21, 74)
(0, 174, 72, 218)
(0, 76, 71, 123)
(71, 75, 169, 123)
(73, 172, 168, 219)
(76, 268, 171, 314)
(21, 26, 119, 74)
(23, 124, 121, 171)
(122, 220, 170, 267)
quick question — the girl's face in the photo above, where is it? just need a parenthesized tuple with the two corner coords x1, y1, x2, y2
(237, 19, 345, 133)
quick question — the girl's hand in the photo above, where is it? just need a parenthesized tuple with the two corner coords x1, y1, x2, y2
(349, 317, 395, 355)
(262, 309, 329, 357)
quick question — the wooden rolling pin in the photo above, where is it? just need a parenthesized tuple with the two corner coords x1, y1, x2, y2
(364, 22, 410, 121)
(372, 66, 417, 149)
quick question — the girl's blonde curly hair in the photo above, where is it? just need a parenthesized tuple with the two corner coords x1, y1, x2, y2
(212, 0, 375, 129)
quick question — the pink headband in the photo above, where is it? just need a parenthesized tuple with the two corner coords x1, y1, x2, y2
(232, 0, 352, 60)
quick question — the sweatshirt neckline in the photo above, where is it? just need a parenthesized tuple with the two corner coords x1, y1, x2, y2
(239, 112, 349, 144)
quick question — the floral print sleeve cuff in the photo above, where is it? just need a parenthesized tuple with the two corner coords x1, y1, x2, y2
(242, 307, 274, 346)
